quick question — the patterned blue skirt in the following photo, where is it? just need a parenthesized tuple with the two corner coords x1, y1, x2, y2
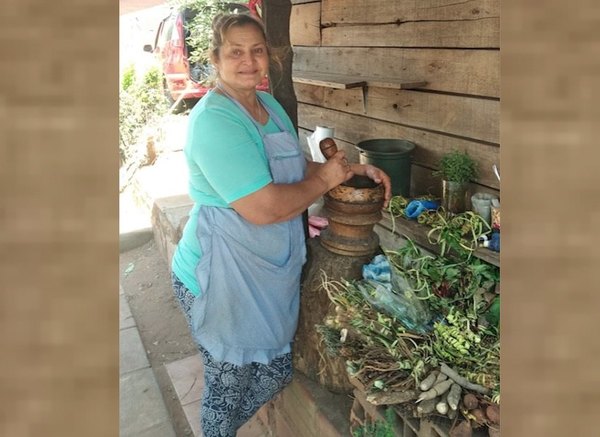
(171, 272, 292, 436)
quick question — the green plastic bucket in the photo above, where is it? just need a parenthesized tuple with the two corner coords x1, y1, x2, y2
(356, 139, 416, 197)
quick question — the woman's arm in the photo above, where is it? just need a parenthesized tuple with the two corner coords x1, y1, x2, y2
(232, 156, 393, 225)
(231, 151, 353, 225)
(305, 159, 322, 178)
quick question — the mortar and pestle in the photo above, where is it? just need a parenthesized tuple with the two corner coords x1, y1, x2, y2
(318, 138, 385, 256)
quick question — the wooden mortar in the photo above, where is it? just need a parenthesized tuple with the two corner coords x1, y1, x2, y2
(318, 138, 384, 256)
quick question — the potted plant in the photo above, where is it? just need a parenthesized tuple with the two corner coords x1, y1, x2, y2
(433, 150, 478, 213)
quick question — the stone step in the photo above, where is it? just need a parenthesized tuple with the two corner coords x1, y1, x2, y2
(151, 194, 193, 267)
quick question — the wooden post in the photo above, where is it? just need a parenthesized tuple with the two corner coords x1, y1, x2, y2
(262, 0, 298, 131)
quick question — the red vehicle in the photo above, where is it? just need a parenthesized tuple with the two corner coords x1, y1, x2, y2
(144, 2, 268, 112)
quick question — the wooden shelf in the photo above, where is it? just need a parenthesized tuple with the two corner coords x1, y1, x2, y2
(378, 211, 500, 267)
(292, 71, 427, 90)
(367, 77, 428, 90)
(292, 71, 366, 89)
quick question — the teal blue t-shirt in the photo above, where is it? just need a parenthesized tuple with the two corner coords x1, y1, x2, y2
(172, 89, 298, 295)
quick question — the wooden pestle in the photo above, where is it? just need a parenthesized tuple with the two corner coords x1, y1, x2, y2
(319, 137, 383, 193)
(319, 137, 339, 160)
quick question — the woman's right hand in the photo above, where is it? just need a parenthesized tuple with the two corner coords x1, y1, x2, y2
(315, 150, 354, 190)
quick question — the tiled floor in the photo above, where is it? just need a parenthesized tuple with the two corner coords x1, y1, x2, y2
(120, 287, 176, 436)
(165, 354, 270, 437)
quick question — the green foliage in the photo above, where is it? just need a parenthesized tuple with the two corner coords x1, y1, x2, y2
(121, 64, 136, 91)
(119, 64, 169, 165)
(425, 211, 491, 259)
(352, 408, 397, 437)
(486, 295, 500, 328)
(387, 241, 499, 316)
(170, 0, 242, 67)
(141, 66, 163, 89)
(433, 150, 478, 183)
(322, 233, 501, 404)
(385, 241, 500, 393)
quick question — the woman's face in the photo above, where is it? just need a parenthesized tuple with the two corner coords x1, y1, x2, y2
(215, 24, 269, 92)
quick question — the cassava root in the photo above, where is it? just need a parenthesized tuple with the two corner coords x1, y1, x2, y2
(440, 363, 491, 395)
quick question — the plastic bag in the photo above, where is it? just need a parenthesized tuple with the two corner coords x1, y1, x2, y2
(360, 256, 432, 333)
(356, 280, 430, 334)
(362, 254, 391, 283)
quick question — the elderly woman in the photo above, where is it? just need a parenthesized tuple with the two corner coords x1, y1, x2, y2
(171, 12, 391, 437)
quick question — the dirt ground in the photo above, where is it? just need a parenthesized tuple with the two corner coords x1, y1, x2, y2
(120, 237, 197, 436)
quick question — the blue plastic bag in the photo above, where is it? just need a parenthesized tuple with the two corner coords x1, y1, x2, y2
(361, 255, 432, 333)
(362, 254, 391, 283)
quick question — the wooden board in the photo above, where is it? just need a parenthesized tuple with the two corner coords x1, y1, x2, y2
(322, 19, 499, 49)
(295, 83, 499, 145)
(293, 46, 499, 98)
(290, 2, 320, 46)
(296, 103, 500, 189)
(320, 85, 366, 115)
(366, 88, 499, 144)
(366, 78, 429, 90)
(295, 84, 326, 109)
(321, 0, 500, 24)
(377, 211, 500, 267)
(409, 163, 500, 200)
(292, 71, 427, 91)
(292, 71, 367, 89)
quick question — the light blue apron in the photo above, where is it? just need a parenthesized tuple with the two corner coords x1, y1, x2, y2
(189, 89, 307, 366)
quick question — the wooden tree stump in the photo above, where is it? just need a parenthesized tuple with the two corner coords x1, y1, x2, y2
(293, 237, 380, 394)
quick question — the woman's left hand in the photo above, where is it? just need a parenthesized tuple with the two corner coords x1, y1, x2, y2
(351, 164, 393, 208)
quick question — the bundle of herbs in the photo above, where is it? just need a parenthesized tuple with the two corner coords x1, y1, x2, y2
(320, 277, 425, 394)
(318, 236, 500, 421)
(387, 197, 491, 261)
(386, 240, 500, 401)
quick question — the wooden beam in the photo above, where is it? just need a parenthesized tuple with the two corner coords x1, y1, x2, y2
(321, 0, 500, 24)
(322, 19, 499, 49)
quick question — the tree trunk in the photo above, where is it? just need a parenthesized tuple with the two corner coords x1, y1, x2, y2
(262, 0, 298, 130)
(263, 0, 307, 238)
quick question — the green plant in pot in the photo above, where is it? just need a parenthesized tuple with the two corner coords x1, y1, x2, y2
(433, 150, 478, 213)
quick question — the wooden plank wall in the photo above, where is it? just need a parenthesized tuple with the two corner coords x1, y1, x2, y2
(289, 0, 500, 197)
